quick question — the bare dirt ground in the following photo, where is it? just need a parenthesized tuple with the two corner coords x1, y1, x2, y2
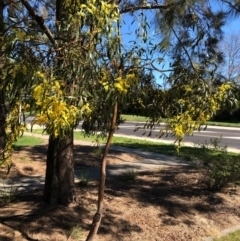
(0, 143, 240, 241)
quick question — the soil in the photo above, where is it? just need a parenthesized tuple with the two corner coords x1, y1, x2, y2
(0, 143, 240, 241)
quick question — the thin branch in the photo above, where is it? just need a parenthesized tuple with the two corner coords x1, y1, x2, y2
(120, 3, 172, 14)
(20, 0, 55, 45)
(150, 62, 173, 78)
(86, 101, 118, 241)
(171, 28, 195, 71)
(222, 0, 240, 13)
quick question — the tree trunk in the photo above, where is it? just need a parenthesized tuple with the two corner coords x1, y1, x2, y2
(0, 91, 6, 159)
(86, 102, 118, 241)
(44, 129, 76, 205)
(0, 1, 6, 160)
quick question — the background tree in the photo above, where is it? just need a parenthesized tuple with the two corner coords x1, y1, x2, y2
(208, 32, 240, 122)
(137, 1, 236, 143)
(217, 32, 240, 83)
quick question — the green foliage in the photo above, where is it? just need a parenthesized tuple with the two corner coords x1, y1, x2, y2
(77, 169, 90, 187)
(0, 179, 17, 207)
(194, 138, 240, 190)
(121, 114, 149, 122)
(67, 225, 84, 240)
(122, 169, 138, 181)
(92, 146, 102, 157)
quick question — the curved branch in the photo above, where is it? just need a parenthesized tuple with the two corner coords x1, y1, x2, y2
(172, 28, 195, 71)
(20, 0, 55, 45)
(222, 0, 240, 14)
(120, 3, 172, 14)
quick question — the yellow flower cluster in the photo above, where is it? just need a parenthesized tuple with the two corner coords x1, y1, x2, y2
(99, 71, 110, 91)
(3, 102, 26, 165)
(64, 0, 119, 34)
(166, 82, 232, 147)
(184, 85, 192, 92)
(32, 72, 80, 138)
(217, 83, 231, 101)
(114, 76, 130, 93)
(174, 125, 184, 139)
(12, 28, 26, 42)
(81, 103, 92, 115)
(114, 74, 138, 94)
(99, 72, 139, 94)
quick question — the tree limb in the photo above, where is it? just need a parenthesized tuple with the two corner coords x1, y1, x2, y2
(20, 0, 56, 45)
(86, 101, 118, 241)
(120, 3, 172, 14)
(222, 0, 240, 14)
(172, 28, 195, 71)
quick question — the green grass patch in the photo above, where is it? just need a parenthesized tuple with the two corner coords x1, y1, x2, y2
(26, 129, 238, 156)
(73, 131, 238, 161)
(74, 131, 105, 143)
(24, 130, 238, 162)
(213, 230, 240, 241)
(13, 136, 44, 148)
(207, 121, 240, 128)
(121, 114, 149, 122)
(26, 128, 46, 134)
(122, 169, 138, 181)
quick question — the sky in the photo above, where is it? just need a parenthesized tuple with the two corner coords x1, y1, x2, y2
(120, 4, 240, 86)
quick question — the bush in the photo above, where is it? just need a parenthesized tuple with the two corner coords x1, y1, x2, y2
(0, 179, 17, 206)
(122, 169, 138, 181)
(194, 138, 240, 190)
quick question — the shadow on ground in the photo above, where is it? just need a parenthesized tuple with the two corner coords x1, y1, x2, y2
(0, 145, 240, 241)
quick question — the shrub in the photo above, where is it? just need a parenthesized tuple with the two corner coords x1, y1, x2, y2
(122, 169, 138, 181)
(194, 138, 240, 190)
(77, 169, 90, 187)
(0, 179, 17, 206)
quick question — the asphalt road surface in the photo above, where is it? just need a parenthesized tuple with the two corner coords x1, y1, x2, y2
(114, 122, 240, 151)
(25, 117, 240, 152)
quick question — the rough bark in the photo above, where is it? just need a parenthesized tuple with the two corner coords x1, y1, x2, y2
(86, 102, 118, 241)
(0, 91, 6, 159)
(0, 1, 6, 160)
(44, 129, 76, 205)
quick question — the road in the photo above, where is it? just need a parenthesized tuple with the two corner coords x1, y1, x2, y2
(115, 122, 240, 151)
(25, 117, 240, 152)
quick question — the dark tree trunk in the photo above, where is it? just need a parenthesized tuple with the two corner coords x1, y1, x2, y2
(0, 1, 6, 160)
(0, 91, 6, 159)
(44, 129, 76, 205)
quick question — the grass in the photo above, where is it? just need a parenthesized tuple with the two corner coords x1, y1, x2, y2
(23, 130, 238, 161)
(206, 121, 240, 128)
(67, 225, 84, 240)
(121, 114, 149, 122)
(213, 230, 240, 241)
(122, 169, 138, 181)
(13, 136, 44, 149)
(77, 169, 90, 187)
(0, 180, 17, 207)
(121, 114, 240, 127)
(74, 131, 239, 160)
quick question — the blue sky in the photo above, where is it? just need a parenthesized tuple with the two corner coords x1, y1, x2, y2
(120, 5, 240, 86)
(223, 18, 240, 34)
